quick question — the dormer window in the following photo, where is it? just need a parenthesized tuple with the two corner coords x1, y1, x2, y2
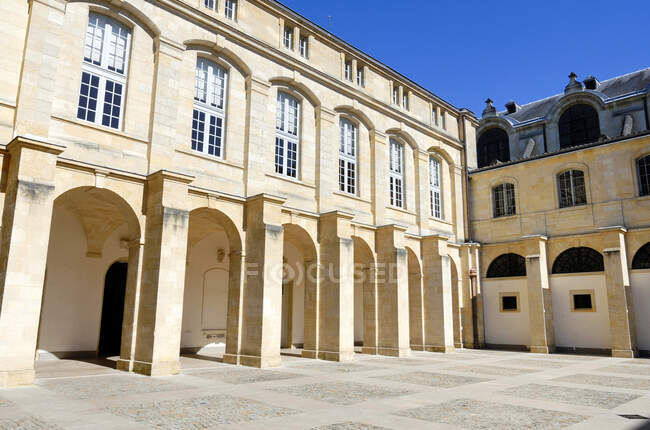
(204, 0, 216, 11)
(283, 26, 294, 50)
(402, 92, 409, 110)
(392, 87, 399, 105)
(299, 36, 308, 58)
(344, 60, 353, 81)
(356, 66, 365, 87)
(224, 0, 237, 20)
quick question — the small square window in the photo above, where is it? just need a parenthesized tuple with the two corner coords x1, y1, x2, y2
(499, 293, 519, 312)
(571, 291, 595, 312)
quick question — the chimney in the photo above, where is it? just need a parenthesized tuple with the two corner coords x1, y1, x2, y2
(505, 100, 520, 114)
(583, 76, 599, 90)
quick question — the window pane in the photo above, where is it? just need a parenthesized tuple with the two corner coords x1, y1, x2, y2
(347, 160, 356, 194)
(195, 59, 208, 103)
(639, 156, 650, 196)
(77, 72, 100, 123)
(208, 115, 223, 157)
(106, 21, 129, 74)
(84, 14, 104, 66)
(101, 80, 122, 129)
(191, 109, 206, 152)
(275, 137, 284, 175)
(225, 0, 236, 19)
(339, 159, 346, 192)
(286, 140, 297, 178)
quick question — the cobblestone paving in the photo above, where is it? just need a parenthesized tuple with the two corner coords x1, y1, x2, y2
(105, 394, 298, 428)
(394, 398, 588, 429)
(500, 383, 641, 409)
(376, 371, 491, 388)
(0, 416, 63, 430)
(186, 367, 302, 384)
(271, 381, 414, 405)
(38, 374, 191, 399)
(310, 422, 393, 430)
(596, 364, 650, 376)
(445, 364, 540, 376)
(554, 373, 650, 390)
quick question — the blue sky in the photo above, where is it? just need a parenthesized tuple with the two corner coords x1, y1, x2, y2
(278, 0, 650, 116)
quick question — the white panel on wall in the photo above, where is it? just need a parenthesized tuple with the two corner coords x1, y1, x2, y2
(483, 278, 529, 347)
(202, 268, 229, 330)
(551, 274, 610, 350)
(631, 270, 650, 352)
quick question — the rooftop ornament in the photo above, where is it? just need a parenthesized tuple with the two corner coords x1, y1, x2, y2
(482, 98, 497, 118)
(564, 72, 584, 94)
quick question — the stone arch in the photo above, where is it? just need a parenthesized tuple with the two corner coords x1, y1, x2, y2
(546, 92, 606, 125)
(184, 40, 252, 78)
(71, 1, 161, 39)
(632, 242, 650, 270)
(334, 106, 375, 132)
(270, 77, 321, 108)
(551, 247, 604, 274)
(352, 236, 376, 348)
(476, 126, 511, 168)
(385, 128, 418, 152)
(486, 253, 526, 278)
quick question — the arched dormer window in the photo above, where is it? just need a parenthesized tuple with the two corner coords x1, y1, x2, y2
(637, 155, 650, 196)
(558, 104, 600, 149)
(477, 128, 510, 168)
(339, 118, 357, 195)
(275, 92, 300, 179)
(557, 170, 586, 208)
(552, 247, 604, 274)
(77, 13, 131, 130)
(192, 57, 228, 158)
(389, 138, 404, 208)
(492, 183, 516, 218)
(486, 253, 526, 278)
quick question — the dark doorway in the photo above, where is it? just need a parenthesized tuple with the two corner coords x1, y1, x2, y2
(98, 262, 128, 357)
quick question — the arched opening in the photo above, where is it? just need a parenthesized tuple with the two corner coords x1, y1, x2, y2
(38, 187, 140, 366)
(98, 262, 128, 356)
(486, 253, 526, 278)
(450, 257, 462, 348)
(353, 236, 375, 350)
(552, 247, 604, 274)
(632, 243, 650, 270)
(281, 224, 317, 351)
(181, 208, 242, 360)
(477, 127, 510, 168)
(406, 247, 423, 349)
(558, 104, 601, 149)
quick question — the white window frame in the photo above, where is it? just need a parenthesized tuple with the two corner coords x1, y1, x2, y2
(77, 13, 131, 130)
(224, 0, 237, 20)
(204, 0, 216, 11)
(275, 91, 300, 179)
(430, 157, 442, 219)
(299, 36, 308, 58)
(339, 118, 357, 195)
(402, 92, 409, 110)
(440, 110, 446, 129)
(283, 26, 293, 50)
(392, 87, 399, 105)
(356, 67, 365, 87)
(344, 60, 353, 81)
(558, 170, 587, 208)
(191, 57, 228, 158)
(389, 139, 405, 209)
(493, 183, 516, 218)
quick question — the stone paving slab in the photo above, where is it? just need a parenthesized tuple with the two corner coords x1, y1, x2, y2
(0, 416, 64, 430)
(37, 375, 192, 400)
(596, 365, 650, 376)
(376, 358, 435, 366)
(105, 394, 298, 429)
(445, 364, 540, 376)
(554, 374, 650, 391)
(310, 423, 393, 430)
(376, 371, 491, 388)
(394, 398, 588, 429)
(500, 383, 641, 409)
(270, 381, 414, 405)
(0, 399, 13, 408)
(185, 368, 303, 384)
(287, 361, 386, 373)
(496, 358, 574, 369)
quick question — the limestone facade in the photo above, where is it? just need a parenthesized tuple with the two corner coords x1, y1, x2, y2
(0, 0, 479, 388)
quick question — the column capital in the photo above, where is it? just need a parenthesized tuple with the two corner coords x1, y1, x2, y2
(7, 136, 65, 156)
(146, 169, 194, 185)
(376, 223, 408, 233)
(320, 210, 355, 222)
(246, 193, 286, 206)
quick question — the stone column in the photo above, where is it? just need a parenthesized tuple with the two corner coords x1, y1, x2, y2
(460, 243, 483, 348)
(421, 235, 454, 352)
(361, 263, 379, 354)
(118, 240, 144, 372)
(128, 170, 193, 377)
(224, 250, 245, 362)
(0, 137, 64, 388)
(13, 0, 66, 138)
(375, 225, 410, 357)
(601, 227, 637, 358)
(523, 235, 555, 353)
(408, 270, 426, 351)
(310, 211, 355, 361)
(471, 245, 486, 348)
(302, 259, 319, 359)
(223, 194, 285, 368)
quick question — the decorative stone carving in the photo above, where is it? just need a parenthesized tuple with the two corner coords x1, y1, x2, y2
(564, 72, 584, 94)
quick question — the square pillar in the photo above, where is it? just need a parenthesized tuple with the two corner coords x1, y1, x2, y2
(0, 137, 64, 387)
(523, 235, 555, 354)
(375, 225, 410, 357)
(118, 240, 144, 371)
(371, 131, 388, 225)
(421, 235, 454, 352)
(302, 259, 319, 358)
(223, 194, 285, 368)
(307, 211, 355, 362)
(601, 227, 637, 358)
(122, 170, 193, 376)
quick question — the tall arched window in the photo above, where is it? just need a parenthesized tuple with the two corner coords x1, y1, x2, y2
(275, 92, 300, 178)
(192, 58, 228, 158)
(486, 253, 526, 278)
(492, 183, 516, 218)
(429, 157, 442, 219)
(638, 155, 650, 197)
(632, 243, 650, 270)
(477, 128, 510, 168)
(558, 170, 587, 208)
(558, 104, 600, 149)
(77, 13, 131, 130)
(389, 139, 404, 208)
(552, 247, 604, 274)
(339, 118, 357, 195)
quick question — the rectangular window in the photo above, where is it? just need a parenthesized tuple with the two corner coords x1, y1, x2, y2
(493, 183, 516, 218)
(204, 0, 216, 10)
(440, 110, 446, 129)
(402, 92, 409, 110)
(558, 170, 587, 208)
(283, 26, 293, 50)
(224, 0, 237, 20)
(500, 293, 519, 312)
(339, 119, 357, 195)
(275, 92, 300, 178)
(389, 139, 404, 208)
(357, 67, 365, 87)
(392, 87, 399, 105)
(299, 36, 308, 58)
(570, 290, 595, 312)
(344, 60, 353, 81)
(430, 157, 442, 219)
(433, 108, 439, 127)
(191, 58, 228, 158)
(639, 156, 650, 196)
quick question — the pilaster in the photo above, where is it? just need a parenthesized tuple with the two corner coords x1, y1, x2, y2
(421, 235, 454, 352)
(523, 235, 555, 354)
(372, 131, 388, 225)
(315, 107, 337, 213)
(243, 76, 272, 196)
(460, 242, 483, 348)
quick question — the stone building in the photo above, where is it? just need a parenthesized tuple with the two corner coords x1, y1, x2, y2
(0, 0, 480, 388)
(472, 70, 650, 357)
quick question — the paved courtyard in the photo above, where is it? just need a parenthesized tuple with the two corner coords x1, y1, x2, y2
(1, 348, 649, 429)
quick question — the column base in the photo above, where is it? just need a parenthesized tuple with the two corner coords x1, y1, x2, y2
(612, 349, 638, 358)
(411, 344, 455, 353)
(132, 360, 180, 376)
(223, 353, 281, 368)
(361, 346, 378, 355)
(116, 359, 132, 372)
(0, 369, 35, 388)
(376, 347, 410, 357)
(302, 349, 355, 362)
(530, 345, 556, 354)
